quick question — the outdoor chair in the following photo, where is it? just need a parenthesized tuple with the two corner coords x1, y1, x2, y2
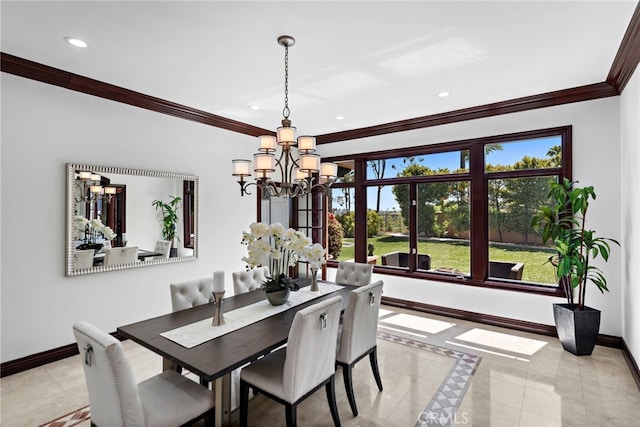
(489, 261, 524, 280)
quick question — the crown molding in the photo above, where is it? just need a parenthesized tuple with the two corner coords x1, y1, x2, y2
(0, 52, 273, 138)
(607, 1, 640, 93)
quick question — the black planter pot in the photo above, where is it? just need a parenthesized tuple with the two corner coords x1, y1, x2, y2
(170, 248, 178, 258)
(553, 303, 601, 356)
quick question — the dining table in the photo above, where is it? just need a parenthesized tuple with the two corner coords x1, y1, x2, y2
(93, 249, 163, 265)
(116, 280, 355, 426)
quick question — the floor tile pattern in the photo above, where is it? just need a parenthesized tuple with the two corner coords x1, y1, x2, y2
(377, 331, 481, 427)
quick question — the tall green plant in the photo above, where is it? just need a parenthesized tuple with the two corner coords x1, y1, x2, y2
(532, 179, 619, 309)
(152, 196, 182, 242)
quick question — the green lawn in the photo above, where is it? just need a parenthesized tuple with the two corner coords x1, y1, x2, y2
(337, 234, 556, 284)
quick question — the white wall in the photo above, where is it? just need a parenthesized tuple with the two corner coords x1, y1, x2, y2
(321, 96, 624, 336)
(621, 67, 640, 363)
(0, 74, 258, 362)
(0, 72, 628, 363)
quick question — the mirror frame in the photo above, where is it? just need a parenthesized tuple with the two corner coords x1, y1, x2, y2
(65, 163, 199, 276)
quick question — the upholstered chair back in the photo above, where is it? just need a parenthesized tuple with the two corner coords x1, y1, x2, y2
(73, 321, 145, 426)
(232, 266, 269, 295)
(104, 246, 138, 266)
(337, 280, 384, 364)
(154, 240, 171, 259)
(170, 278, 215, 311)
(283, 296, 342, 403)
(334, 261, 373, 286)
(74, 249, 95, 270)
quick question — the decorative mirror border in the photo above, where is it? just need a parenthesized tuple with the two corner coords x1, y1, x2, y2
(65, 163, 199, 276)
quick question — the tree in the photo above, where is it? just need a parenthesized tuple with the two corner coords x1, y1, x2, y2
(487, 164, 512, 242)
(368, 159, 386, 212)
(391, 162, 450, 236)
(504, 157, 555, 243)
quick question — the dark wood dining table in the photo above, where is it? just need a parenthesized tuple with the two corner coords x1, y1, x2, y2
(117, 280, 355, 426)
(93, 249, 163, 265)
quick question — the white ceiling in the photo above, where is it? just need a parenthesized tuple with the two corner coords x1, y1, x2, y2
(2, 1, 637, 136)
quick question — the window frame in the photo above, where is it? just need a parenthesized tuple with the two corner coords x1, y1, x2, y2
(324, 126, 571, 297)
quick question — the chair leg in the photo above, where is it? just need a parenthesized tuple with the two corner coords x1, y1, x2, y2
(203, 407, 215, 427)
(369, 347, 383, 391)
(342, 364, 358, 417)
(285, 403, 297, 427)
(240, 380, 250, 427)
(199, 376, 209, 388)
(325, 375, 341, 427)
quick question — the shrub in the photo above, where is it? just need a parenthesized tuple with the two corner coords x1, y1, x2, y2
(328, 213, 344, 259)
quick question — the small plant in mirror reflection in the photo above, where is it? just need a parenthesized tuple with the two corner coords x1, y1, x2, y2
(152, 196, 182, 243)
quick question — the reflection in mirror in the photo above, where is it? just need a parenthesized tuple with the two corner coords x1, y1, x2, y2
(66, 163, 198, 276)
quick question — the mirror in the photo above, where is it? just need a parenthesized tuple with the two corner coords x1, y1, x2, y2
(66, 163, 198, 276)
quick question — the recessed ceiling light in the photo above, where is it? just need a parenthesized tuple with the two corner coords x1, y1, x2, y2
(438, 91, 450, 98)
(335, 115, 345, 120)
(249, 105, 260, 110)
(64, 37, 88, 48)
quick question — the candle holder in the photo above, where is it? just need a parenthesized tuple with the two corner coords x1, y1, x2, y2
(211, 291, 226, 326)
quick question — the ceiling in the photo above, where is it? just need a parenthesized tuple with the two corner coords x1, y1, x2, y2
(2, 1, 637, 137)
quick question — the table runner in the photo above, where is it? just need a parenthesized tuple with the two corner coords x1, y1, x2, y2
(160, 283, 344, 348)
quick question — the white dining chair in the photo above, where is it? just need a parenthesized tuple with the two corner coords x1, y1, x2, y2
(336, 280, 384, 416)
(239, 296, 343, 427)
(167, 277, 216, 377)
(153, 239, 171, 260)
(170, 277, 215, 311)
(73, 320, 215, 427)
(73, 249, 95, 270)
(232, 266, 269, 295)
(104, 246, 138, 266)
(334, 261, 373, 286)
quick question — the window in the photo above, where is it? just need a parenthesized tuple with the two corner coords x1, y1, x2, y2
(325, 127, 570, 295)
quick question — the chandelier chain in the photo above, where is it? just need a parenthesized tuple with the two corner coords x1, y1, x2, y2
(283, 44, 290, 119)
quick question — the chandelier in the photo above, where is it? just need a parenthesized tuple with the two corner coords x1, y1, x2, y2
(75, 171, 115, 203)
(232, 35, 337, 198)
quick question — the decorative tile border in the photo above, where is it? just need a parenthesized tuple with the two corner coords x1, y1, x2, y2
(377, 331, 481, 427)
(37, 405, 90, 427)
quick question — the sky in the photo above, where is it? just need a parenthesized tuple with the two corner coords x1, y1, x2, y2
(363, 136, 561, 211)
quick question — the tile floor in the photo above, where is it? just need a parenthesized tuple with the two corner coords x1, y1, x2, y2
(1, 305, 639, 426)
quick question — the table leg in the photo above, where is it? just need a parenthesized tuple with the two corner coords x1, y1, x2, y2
(214, 373, 232, 426)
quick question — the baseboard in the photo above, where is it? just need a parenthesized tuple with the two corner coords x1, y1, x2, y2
(0, 331, 126, 378)
(622, 338, 640, 391)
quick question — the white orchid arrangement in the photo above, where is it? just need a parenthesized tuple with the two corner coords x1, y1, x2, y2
(241, 222, 327, 292)
(242, 222, 311, 278)
(74, 215, 117, 244)
(301, 243, 327, 270)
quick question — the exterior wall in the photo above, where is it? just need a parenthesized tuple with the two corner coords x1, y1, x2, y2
(322, 96, 624, 336)
(621, 66, 640, 363)
(0, 74, 257, 362)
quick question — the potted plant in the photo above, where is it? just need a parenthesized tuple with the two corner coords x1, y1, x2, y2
(152, 195, 182, 257)
(532, 178, 619, 355)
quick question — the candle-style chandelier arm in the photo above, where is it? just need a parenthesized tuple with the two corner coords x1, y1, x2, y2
(74, 171, 114, 203)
